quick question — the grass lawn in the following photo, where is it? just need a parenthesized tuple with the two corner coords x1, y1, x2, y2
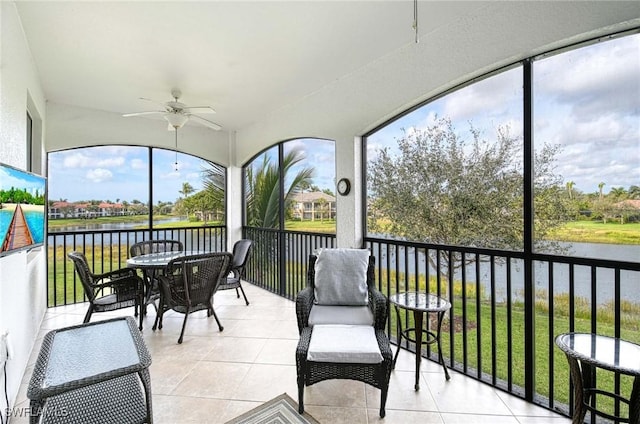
(547, 221, 640, 244)
(381, 270, 640, 417)
(285, 219, 336, 233)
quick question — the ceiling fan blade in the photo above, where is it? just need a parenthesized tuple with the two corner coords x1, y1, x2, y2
(139, 97, 169, 107)
(122, 111, 164, 117)
(183, 106, 216, 114)
(189, 114, 222, 131)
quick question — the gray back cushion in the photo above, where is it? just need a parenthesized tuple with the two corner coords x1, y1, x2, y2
(314, 248, 369, 306)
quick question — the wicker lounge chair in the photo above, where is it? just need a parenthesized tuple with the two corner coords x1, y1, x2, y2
(154, 252, 232, 344)
(295, 250, 392, 418)
(217, 239, 253, 305)
(68, 251, 143, 330)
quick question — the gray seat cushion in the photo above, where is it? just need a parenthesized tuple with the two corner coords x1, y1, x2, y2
(308, 305, 374, 326)
(307, 324, 383, 364)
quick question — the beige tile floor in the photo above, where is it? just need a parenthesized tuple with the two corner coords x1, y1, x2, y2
(13, 284, 571, 424)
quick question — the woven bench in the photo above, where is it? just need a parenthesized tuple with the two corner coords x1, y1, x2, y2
(296, 324, 392, 418)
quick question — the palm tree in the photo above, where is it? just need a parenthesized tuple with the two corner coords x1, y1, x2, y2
(316, 197, 328, 221)
(609, 186, 627, 200)
(598, 182, 605, 201)
(566, 181, 575, 200)
(179, 182, 195, 198)
(246, 149, 314, 228)
(629, 185, 640, 199)
(201, 163, 226, 221)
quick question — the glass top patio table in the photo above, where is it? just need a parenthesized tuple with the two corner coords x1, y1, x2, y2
(126, 250, 206, 269)
(555, 333, 640, 376)
(555, 332, 640, 424)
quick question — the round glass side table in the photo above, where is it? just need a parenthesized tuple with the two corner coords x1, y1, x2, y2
(389, 291, 452, 390)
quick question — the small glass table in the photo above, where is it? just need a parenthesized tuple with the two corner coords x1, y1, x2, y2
(127, 250, 205, 312)
(555, 333, 640, 424)
(389, 291, 452, 390)
(126, 250, 206, 269)
(27, 316, 153, 424)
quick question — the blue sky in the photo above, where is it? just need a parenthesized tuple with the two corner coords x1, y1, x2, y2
(0, 164, 46, 197)
(49, 34, 638, 204)
(48, 146, 214, 203)
(368, 33, 639, 195)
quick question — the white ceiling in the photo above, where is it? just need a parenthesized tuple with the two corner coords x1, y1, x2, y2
(14, 1, 640, 148)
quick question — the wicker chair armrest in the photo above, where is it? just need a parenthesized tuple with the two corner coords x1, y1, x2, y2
(296, 326, 312, 358)
(93, 274, 142, 294)
(375, 328, 393, 360)
(296, 287, 315, 334)
(369, 288, 389, 330)
(94, 268, 139, 284)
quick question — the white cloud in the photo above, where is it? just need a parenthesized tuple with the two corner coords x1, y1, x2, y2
(131, 158, 146, 169)
(86, 168, 113, 183)
(62, 152, 125, 169)
(63, 152, 92, 168)
(96, 157, 125, 167)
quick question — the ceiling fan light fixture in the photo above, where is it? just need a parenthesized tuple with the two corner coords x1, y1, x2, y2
(164, 113, 189, 129)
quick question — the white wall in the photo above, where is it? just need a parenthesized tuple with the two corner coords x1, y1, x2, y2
(0, 1, 48, 410)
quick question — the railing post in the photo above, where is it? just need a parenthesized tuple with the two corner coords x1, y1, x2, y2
(523, 58, 535, 402)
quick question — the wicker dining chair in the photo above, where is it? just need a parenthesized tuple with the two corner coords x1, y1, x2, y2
(217, 239, 253, 305)
(68, 251, 144, 330)
(154, 252, 232, 344)
(130, 240, 183, 313)
(295, 250, 392, 418)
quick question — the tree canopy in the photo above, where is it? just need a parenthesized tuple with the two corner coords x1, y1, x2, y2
(246, 149, 314, 228)
(368, 117, 568, 254)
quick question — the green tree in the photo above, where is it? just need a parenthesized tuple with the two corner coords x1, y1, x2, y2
(316, 197, 328, 222)
(246, 149, 314, 228)
(598, 182, 606, 201)
(368, 117, 568, 272)
(179, 182, 195, 198)
(609, 186, 627, 200)
(566, 181, 575, 200)
(629, 185, 640, 199)
(201, 163, 225, 222)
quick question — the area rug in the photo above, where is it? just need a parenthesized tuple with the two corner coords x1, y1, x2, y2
(225, 393, 320, 424)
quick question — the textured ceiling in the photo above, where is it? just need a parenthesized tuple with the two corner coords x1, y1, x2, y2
(14, 1, 640, 145)
(14, 1, 485, 131)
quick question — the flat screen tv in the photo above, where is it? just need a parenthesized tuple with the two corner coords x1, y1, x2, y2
(0, 162, 46, 256)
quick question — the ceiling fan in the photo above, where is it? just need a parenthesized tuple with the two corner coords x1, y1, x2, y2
(122, 89, 222, 131)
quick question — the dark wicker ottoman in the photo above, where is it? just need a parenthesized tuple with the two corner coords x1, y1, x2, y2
(295, 326, 393, 418)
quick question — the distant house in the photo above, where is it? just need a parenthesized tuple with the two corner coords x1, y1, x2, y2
(290, 192, 336, 221)
(48, 201, 127, 219)
(612, 199, 640, 223)
(98, 202, 125, 217)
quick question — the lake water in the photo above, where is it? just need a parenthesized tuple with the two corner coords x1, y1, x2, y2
(48, 220, 639, 304)
(374, 241, 639, 305)
(48, 217, 225, 253)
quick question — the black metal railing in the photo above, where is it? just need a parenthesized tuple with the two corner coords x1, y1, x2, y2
(242, 226, 335, 297)
(364, 237, 640, 420)
(47, 224, 640, 420)
(241, 227, 640, 420)
(47, 225, 226, 307)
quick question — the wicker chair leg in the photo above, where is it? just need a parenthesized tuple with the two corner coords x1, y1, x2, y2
(238, 285, 250, 305)
(83, 305, 94, 323)
(297, 382, 305, 414)
(178, 307, 191, 344)
(210, 307, 224, 331)
(153, 304, 163, 331)
(379, 386, 388, 418)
